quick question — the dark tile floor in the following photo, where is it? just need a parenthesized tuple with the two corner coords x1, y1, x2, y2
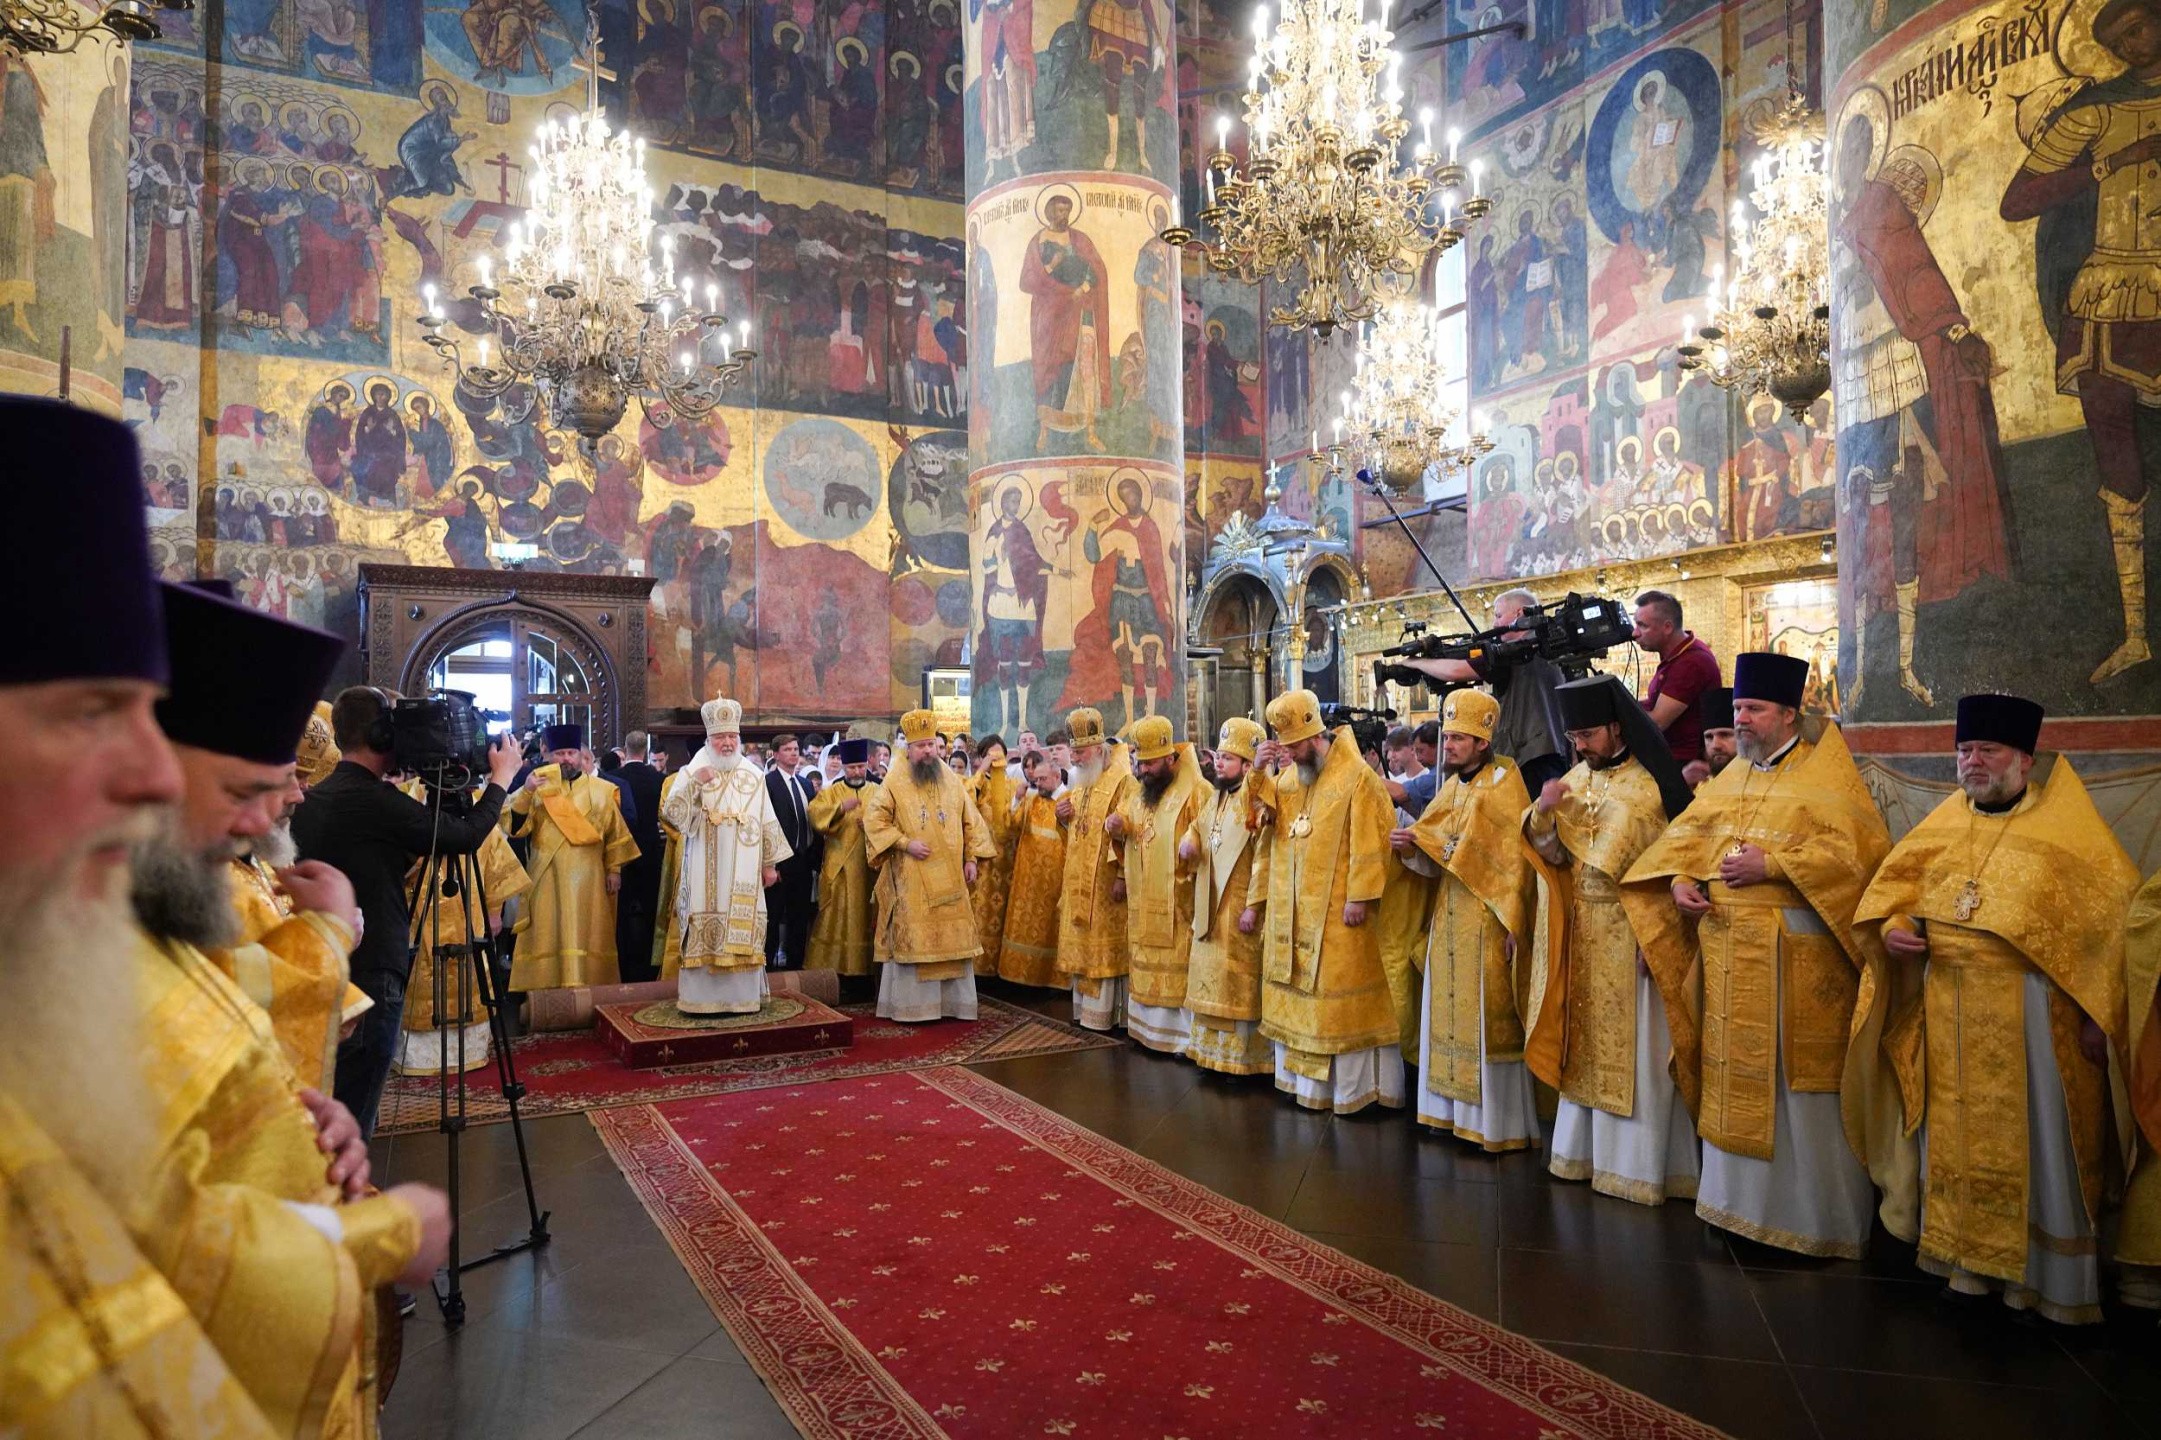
(376, 984, 2158, 1439)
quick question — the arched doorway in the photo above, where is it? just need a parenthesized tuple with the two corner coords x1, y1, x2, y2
(1192, 572, 1278, 745)
(418, 615, 598, 739)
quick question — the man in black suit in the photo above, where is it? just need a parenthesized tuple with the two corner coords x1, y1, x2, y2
(762, 732, 819, 969)
(613, 729, 667, 982)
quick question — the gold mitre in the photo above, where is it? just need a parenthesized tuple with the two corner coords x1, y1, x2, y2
(1265, 688, 1324, 744)
(898, 709, 940, 743)
(1441, 688, 1500, 742)
(296, 699, 340, 786)
(1216, 716, 1265, 761)
(1131, 715, 1175, 761)
(1066, 707, 1106, 746)
(701, 697, 743, 734)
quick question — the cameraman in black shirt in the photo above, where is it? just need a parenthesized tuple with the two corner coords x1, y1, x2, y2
(292, 686, 523, 1139)
(1399, 588, 1571, 794)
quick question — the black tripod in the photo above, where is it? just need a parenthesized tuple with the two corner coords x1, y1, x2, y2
(408, 784, 550, 1327)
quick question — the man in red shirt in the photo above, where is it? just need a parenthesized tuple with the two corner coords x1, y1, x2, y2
(1634, 590, 1720, 765)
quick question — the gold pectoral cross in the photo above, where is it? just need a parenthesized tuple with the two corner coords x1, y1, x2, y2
(1288, 813, 1313, 840)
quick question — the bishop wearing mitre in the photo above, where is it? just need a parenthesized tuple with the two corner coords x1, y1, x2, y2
(1523, 675, 1697, 1205)
(659, 697, 791, 1013)
(1110, 715, 1205, 1054)
(1057, 706, 1137, 1030)
(1398, 688, 1540, 1150)
(1180, 717, 1273, 1075)
(805, 737, 877, 977)
(1251, 689, 1404, 1113)
(1621, 652, 1901, 1258)
(1859, 694, 2139, 1322)
(864, 710, 996, 1021)
(506, 722, 640, 991)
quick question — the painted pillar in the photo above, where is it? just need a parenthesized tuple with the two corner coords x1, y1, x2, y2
(962, 0, 1186, 741)
(0, 46, 133, 413)
(1825, 0, 2161, 733)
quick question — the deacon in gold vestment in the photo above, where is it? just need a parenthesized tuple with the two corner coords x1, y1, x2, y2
(1526, 676, 1698, 1204)
(218, 771, 372, 1093)
(805, 738, 877, 977)
(399, 820, 529, 1076)
(659, 698, 791, 1013)
(1109, 717, 1203, 1054)
(1180, 718, 1272, 1074)
(1858, 694, 2136, 1323)
(1056, 707, 1136, 1031)
(1397, 689, 1539, 1150)
(1251, 692, 1405, 1113)
(968, 736, 1019, 978)
(506, 723, 640, 990)
(129, 577, 448, 1437)
(864, 711, 996, 1021)
(999, 751, 1069, 987)
(1621, 652, 1898, 1257)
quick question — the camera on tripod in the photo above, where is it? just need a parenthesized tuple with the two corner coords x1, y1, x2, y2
(1378, 592, 1633, 681)
(391, 690, 496, 791)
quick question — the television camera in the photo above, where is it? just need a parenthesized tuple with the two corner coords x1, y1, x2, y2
(1374, 592, 1633, 685)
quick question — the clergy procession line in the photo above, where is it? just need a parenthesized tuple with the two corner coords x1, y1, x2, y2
(742, 652, 2161, 1331)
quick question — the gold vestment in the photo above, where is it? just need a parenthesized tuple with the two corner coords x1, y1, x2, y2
(1408, 758, 1535, 1108)
(1056, 746, 1135, 982)
(969, 769, 1019, 977)
(1377, 845, 1434, 1063)
(806, 780, 876, 976)
(212, 857, 366, 1093)
(1000, 792, 1068, 986)
(1183, 776, 1264, 1024)
(2123, 872, 2161, 1269)
(506, 773, 640, 990)
(1856, 762, 2137, 1283)
(403, 828, 530, 1071)
(863, 763, 996, 974)
(0, 1092, 276, 1438)
(1119, 745, 1204, 1011)
(1249, 729, 1399, 1060)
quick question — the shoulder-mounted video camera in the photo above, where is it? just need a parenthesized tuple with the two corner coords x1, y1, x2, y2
(1376, 592, 1632, 682)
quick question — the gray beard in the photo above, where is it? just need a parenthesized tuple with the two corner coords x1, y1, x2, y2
(130, 821, 241, 951)
(1295, 761, 1319, 788)
(910, 756, 943, 785)
(1072, 755, 1104, 789)
(1735, 730, 1789, 765)
(251, 818, 298, 870)
(1961, 771, 2023, 807)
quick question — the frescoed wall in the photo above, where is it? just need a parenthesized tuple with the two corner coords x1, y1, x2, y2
(94, 0, 973, 719)
(1823, 0, 2161, 723)
(1435, 0, 1836, 584)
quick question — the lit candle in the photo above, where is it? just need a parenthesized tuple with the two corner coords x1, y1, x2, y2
(478, 335, 491, 368)
(1170, 192, 1181, 227)
(682, 351, 694, 373)
(1470, 159, 1484, 197)
(1447, 126, 1460, 164)
(706, 280, 719, 314)
(1682, 313, 1694, 343)
(662, 298, 674, 325)
(1216, 113, 1230, 152)
(1310, 427, 1319, 453)
(739, 319, 752, 349)
(478, 255, 493, 290)
(1420, 106, 1434, 151)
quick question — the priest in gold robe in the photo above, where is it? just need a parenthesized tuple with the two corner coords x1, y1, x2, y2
(1858, 694, 2137, 1322)
(399, 816, 530, 1076)
(1525, 675, 1698, 1204)
(1180, 718, 1272, 1075)
(1397, 689, 1539, 1150)
(864, 710, 997, 1021)
(969, 735, 1020, 977)
(659, 698, 792, 1012)
(131, 577, 451, 1435)
(806, 738, 877, 978)
(506, 723, 639, 990)
(1251, 690, 1404, 1113)
(219, 763, 372, 1092)
(2120, 871, 2161, 1310)
(1108, 716, 1204, 1054)
(1000, 748, 1069, 987)
(0, 398, 279, 1438)
(1621, 652, 1897, 1258)
(1057, 707, 1136, 1030)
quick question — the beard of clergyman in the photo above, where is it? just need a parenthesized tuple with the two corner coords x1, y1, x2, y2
(251, 817, 298, 869)
(1213, 769, 1242, 793)
(1735, 728, 1786, 765)
(1072, 753, 1104, 789)
(910, 755, 943, 785)
(130, 815, 242, 951)
(0, 836, 158, 1200)
(1295, 760, 1319, 788)
(1139, 765, 1174, 806)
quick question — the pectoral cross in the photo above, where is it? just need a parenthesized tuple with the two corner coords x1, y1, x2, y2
(1953, 878, 1981, 922)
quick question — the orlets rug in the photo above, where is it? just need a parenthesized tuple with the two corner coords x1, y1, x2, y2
(375, 997, 1118, 1136)
(594, 1066, 1729, 1439)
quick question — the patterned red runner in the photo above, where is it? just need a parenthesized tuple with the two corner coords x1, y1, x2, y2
(377, 999, 1117, 1135)
(594, 1066, 1728, 1439)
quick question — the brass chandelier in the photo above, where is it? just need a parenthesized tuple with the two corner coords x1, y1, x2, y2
(420, 16, 753, 448)
(1677, 94, 1830, 419)
(2, 0, 189, 56)
(1161, 0, 1490, 336)
(1325, 278, 1490, 492)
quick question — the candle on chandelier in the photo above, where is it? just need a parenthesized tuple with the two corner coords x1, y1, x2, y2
(477, 255, 493, 290)
(1216, 113, 1230, 154)
(1470, 159, 1484, 196)
(1420, 107, 1434, 151)
(422, 282, 437, 316)
(1252, 3, 1267, 40)
(1682, 313, 1694, 344)
(478, 335, 491, 368)
(681, 351, 694, 373)
(1447, 126, 1460, 163)
(706, 280, 719, 315)
(739, 319, 753, 350)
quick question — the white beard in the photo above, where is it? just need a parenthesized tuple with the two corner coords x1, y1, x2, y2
(1072, 755, 1104, 789)
(252, 818, 298, 869)
(1295, 761, 1319, 788)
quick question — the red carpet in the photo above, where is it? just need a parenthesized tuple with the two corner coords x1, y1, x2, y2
(594, 1067, 1728, 1440)
(376, 998, 1117, 1136)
